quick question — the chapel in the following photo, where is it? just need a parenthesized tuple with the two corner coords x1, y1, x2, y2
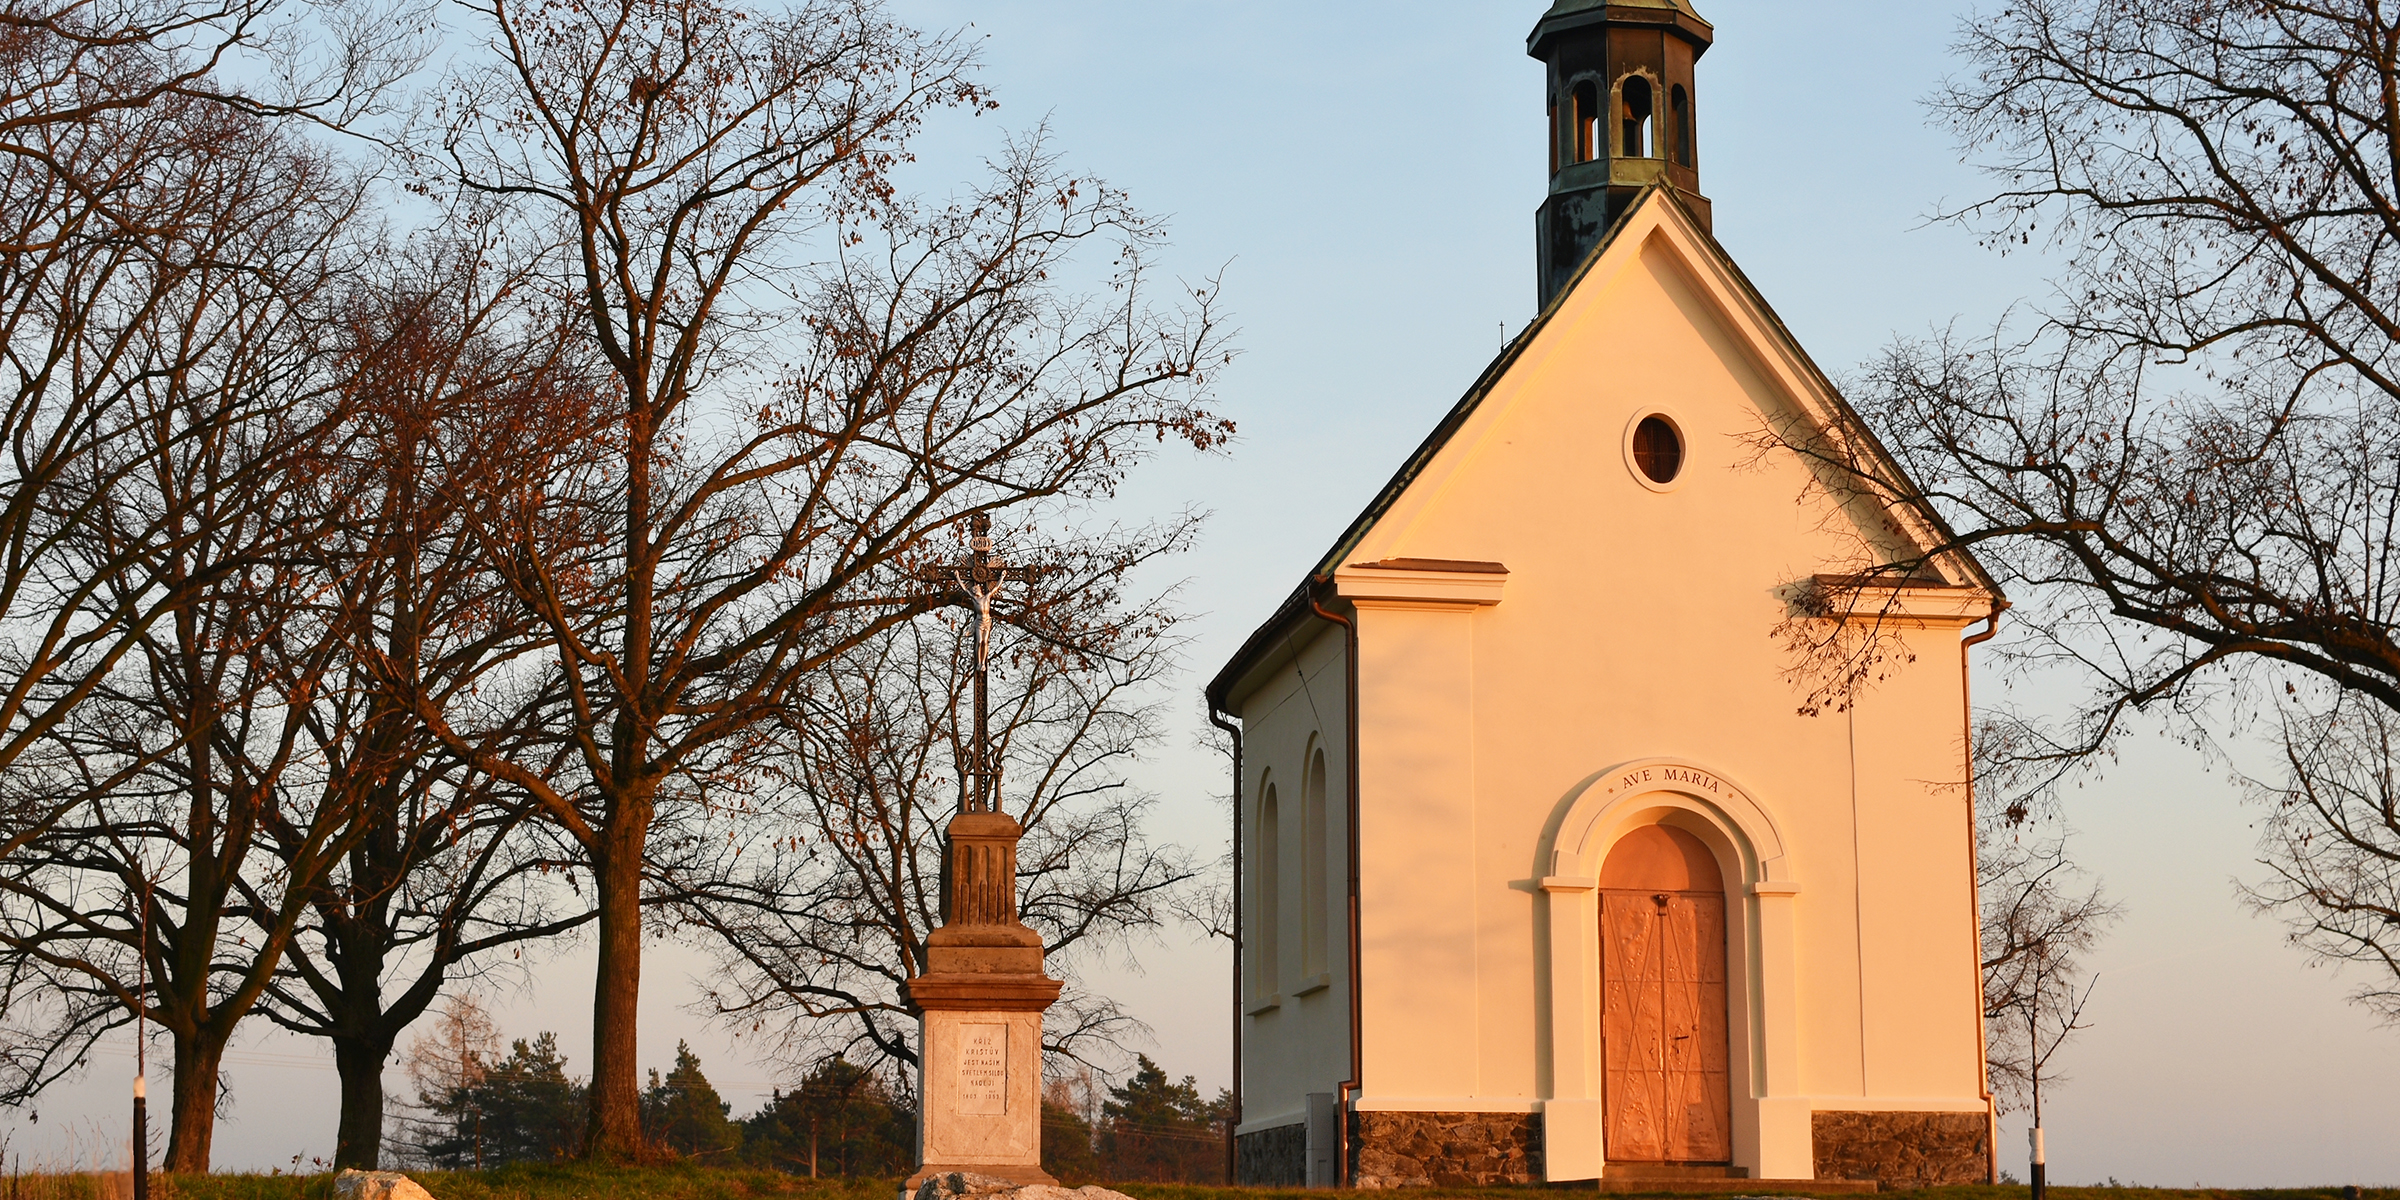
(1204, 0, 2002, 1189)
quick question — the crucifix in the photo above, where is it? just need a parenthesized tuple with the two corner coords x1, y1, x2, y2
(903, 512, 1062, 1195)
(919, 513, 1040, 814)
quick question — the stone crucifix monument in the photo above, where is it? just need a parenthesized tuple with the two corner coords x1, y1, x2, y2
(904, 515, 1062, 1194)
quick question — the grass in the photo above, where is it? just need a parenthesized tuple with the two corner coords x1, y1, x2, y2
(1114, 1190, 2397, 1200)
(1, 1165, 894, 1200)
(0, 1171, 2392, 1200)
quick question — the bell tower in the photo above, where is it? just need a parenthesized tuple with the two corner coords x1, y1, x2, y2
(1530, 0, 1713, 306)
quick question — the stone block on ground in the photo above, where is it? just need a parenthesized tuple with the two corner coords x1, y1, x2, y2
(912, 1174, 1132, 1200)
(334, 1169, 439, 1200)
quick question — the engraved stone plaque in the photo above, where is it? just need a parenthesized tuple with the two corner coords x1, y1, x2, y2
(957, 1022, 1007, 1115)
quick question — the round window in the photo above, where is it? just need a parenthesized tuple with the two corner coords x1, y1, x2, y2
(1631, 414, 1683, 484)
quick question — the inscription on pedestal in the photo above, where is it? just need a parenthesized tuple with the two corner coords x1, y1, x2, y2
(958, 1022, 1007, 1114)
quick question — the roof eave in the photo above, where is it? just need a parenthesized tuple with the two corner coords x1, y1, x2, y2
(1204, 577, 1332, 715)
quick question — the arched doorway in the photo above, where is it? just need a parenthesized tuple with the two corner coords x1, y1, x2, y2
(1599, 824, 1731, 1164)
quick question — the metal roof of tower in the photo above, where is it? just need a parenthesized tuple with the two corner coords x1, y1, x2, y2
(1528, 0, 1713, 57)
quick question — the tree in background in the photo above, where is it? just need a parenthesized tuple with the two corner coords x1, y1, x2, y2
(408, 1030, 586, 1168)
(740, 1056, 912, 1178)
(1097, 1055, 1230, 1185)
(641, 1042, 741, 1160)
(1973, 723, 2119, 1115)
(2240, 694, 2400, 1017)
(394, 995, 496, 1164)
(1760, 0, 2400, 1022)
(1039, 1069, 1102, 1185)
(422, 0, 1230, 1156)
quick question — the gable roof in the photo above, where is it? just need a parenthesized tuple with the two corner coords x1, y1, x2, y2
(1204, 184, 2000, 712)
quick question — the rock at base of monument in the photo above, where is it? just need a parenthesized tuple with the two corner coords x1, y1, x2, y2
(905, 1167, 1055, 1197)
(333, 1170, 438, 1200)
(904, 1169, 1136, 1200)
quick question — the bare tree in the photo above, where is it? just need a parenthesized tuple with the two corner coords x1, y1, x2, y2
(0, 39, 299, 865)
(663, 554, 1202, 1077)
(1974, 722, 2119, 1112)
(0, 105, 379, 1169)
(1757, 0, 2400, 1015)
(0, 0, 419, 903)
(418, 0, 1231, 1156)
(0, 0, 426, 140)
(390, 994, 499, 1167)
(0, 0, 428, 846)
(251, 236, 608, 1168)
(2239, 691, 2400, 1018)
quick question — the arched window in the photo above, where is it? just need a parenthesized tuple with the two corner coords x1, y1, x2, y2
(1256, 781, 1281, 995)
(1619, 76, 1654, 158)
(1302, 747, 1329, 977)
(1573, 80, 1600, 164)
(1671, 84, 1693, 166)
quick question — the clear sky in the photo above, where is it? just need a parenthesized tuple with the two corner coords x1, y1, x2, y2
(8, 0, 2398, 1185)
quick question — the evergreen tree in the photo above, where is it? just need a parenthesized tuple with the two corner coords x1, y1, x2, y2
(642, 1042, 743, 1159)
(1098, 1055, 1229, 1183)
(740, 1056, 913, 1177)
(414, 1032, 587, 1167)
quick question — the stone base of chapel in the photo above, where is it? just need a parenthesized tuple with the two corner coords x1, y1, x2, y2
(1352, 1111, 1545, 1188)
(1238, 1108, 1988, 1190)
(1811, 1111, 1990, 1187)
(1232, 1122, 1306, 1187)
(1234, 1111, 1544, 1188)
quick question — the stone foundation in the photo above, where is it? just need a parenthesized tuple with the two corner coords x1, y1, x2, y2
(1811, 1110, 1989, 1186)
(1351, 1110, 1543, 1188)
(1235, 1121, 1304, 1187)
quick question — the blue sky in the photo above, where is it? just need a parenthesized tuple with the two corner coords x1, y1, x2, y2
(9, 0, 2398, 1184)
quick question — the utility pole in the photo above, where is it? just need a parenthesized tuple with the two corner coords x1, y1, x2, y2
(2028, 947, 2046, 1200)
(133, 877, 148, 1200)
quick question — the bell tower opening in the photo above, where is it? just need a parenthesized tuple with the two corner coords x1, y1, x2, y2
(1529, 0, 1714, 306)
(1573, 80, 1600, 164)
(1619, 75, 1653, 158)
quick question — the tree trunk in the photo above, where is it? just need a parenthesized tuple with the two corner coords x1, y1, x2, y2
(332, 1036, 388, 1168)
(163, 1034, 222, 1172)
(582, 808, 651, 1160)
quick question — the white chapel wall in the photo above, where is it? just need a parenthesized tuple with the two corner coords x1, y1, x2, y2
(1230, 621, 1351, 1135)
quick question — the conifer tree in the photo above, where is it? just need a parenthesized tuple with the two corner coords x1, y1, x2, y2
(642, 1042, 742, 1160)
(1099, 1056, 1231, 1183)
(741, 1057, 912, 1177)
(413, 1033, 586, 1167)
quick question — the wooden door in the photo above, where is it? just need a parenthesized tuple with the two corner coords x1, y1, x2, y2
(1599, 825, 1731, 1163)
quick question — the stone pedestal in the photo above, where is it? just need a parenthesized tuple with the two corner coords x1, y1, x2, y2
(904, 812, 1063, 1193)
